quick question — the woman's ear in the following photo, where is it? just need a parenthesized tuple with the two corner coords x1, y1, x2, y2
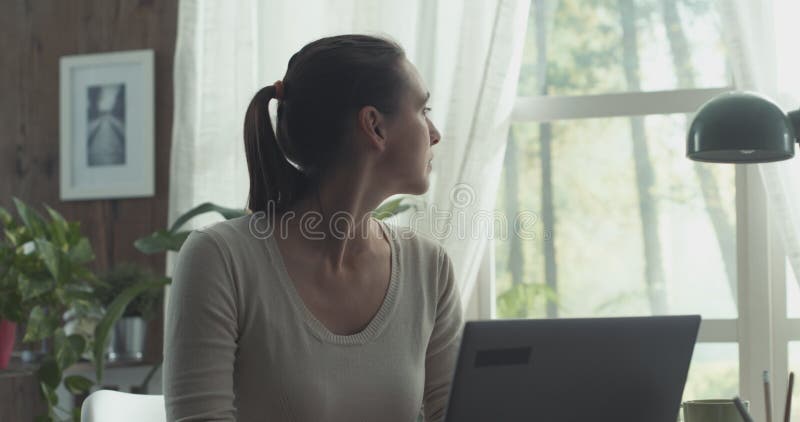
(357, 106, 387, 149)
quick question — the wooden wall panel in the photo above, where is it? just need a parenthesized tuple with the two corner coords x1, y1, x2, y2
(0, 0, 178, 361)
(0, 369, 47, 421)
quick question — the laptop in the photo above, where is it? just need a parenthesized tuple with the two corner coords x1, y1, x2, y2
(443, 315, 701, 422)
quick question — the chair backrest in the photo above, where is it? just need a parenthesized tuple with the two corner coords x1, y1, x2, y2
(81, 390, 166, 422)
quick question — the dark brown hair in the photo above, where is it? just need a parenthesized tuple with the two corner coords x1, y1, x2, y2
(243, 34, 407, 214)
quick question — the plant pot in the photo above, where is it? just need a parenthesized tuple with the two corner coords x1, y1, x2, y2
(107, 316, 147, 361)
(0, 320, 17, 369)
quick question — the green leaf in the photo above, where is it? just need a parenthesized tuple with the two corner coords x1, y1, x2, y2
(496, 283, 559, 319)
(44, 206, 69, 248)
(0, 254, 9, 280)
(64, 375, 94, 395)
(24, 306, 60, 342)
(168, 202, 246, 233)
(61, 286, 96, 304)
(35, 386, 52, 422)
(0, 287, 24, 322)
(134, 230, 191, 254)
(53, 330, 70, 368)
(13, 197, 47, 238)
(55, 330, 86, 370)
(64, 299, 100, 322)
(67, 334, 86, 355)
(39, 381, 58, 411)
(33, 238, 62, 283)
(5, 227, 24, 247)
(19, 274, 55, 300)
(72, 265, 99, 285)
(33, 387, 56, 422)
(65, 221, 82, 245)
(67, 238, 94, 264)
(93, 278, 170, 382)
(372, 197, 413, 220)
(0, 206, 13, 227)
(36, 357, 61, 390)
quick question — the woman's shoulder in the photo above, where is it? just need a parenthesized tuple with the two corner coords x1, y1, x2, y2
(380, 221, 457, 313)
(175, 214, 280, 289)
(379, 220, 447, 276)
(175, 214, 272, 269)
(190, 214, 267, 246)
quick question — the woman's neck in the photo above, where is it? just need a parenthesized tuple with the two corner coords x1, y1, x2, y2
(277, 173, 388, 272)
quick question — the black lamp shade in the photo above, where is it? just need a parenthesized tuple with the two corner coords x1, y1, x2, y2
(687, 92, 798, 163)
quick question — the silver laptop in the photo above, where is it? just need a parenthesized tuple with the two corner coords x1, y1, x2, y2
(443, 315, 701, 422)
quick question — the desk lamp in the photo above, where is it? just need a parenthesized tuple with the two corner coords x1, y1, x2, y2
(687, 92, 800, 163)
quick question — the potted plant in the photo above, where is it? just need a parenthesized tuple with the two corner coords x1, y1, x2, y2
(95, 263, 164, 362)
(84, 203, 247, 390)
(0, 198, 104, 421)
(0, 199, 241, 419)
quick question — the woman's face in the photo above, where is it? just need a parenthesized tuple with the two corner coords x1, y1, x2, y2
(379, 59, 441, 195)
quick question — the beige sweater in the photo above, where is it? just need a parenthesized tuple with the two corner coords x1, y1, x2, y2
(163, 215, 463, 422)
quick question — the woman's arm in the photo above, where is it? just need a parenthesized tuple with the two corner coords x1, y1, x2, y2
(163, 230, 239, 421)
(422, 247, 464, 422)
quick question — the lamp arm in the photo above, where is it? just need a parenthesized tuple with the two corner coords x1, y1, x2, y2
(791, 109, 800, 143)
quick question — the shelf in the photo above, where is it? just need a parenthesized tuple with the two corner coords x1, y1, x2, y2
(2, 356, 160, 376)
(66, 358, 160, 374)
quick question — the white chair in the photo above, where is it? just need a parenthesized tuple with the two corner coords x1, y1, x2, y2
(81, 390, 166, 422)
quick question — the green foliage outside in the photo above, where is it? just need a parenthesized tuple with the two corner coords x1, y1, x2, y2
(495, 0, 737, 401)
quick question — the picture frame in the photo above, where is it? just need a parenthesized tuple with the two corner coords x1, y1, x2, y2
(59, 49, 154, 201)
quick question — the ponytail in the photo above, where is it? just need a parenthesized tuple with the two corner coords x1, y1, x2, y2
(243, 85, 308, 214)
(243, 35, 407, 215)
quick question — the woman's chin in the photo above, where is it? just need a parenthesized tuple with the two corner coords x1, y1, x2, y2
(394, 169, 432, 195)
(410, 175, 430, 195)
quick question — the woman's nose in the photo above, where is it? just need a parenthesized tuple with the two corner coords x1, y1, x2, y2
(429, 121, 441, 145)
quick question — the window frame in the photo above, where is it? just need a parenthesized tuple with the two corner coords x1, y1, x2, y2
(472, 87, 800, 419)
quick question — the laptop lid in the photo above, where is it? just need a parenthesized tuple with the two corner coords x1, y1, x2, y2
(443, 315, 700, 422)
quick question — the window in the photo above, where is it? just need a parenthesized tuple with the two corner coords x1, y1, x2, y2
(475, 0, 786, 415)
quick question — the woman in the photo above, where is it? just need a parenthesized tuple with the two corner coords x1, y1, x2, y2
(163, 34, 463, 422)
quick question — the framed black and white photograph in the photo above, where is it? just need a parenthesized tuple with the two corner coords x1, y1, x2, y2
(60, 49, 154, 200)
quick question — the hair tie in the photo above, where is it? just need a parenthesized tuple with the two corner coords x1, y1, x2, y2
(273, 80, 285, 100)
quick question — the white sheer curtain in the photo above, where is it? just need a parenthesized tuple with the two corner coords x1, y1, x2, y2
(168, 0, 530, 310)
(719, 0, 800, 284)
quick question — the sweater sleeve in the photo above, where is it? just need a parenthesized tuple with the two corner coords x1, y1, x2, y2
(163, 230, 239, 421)
(422, 247, 464, 422)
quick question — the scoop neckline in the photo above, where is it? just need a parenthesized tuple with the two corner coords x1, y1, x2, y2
(265, 218, 401, 345)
